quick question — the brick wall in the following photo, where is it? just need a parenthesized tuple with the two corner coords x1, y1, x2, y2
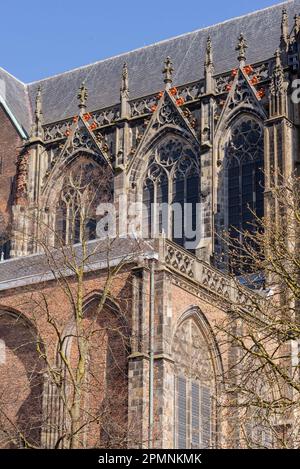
(0, 267, 133, 448)
(0, 260, 229, 448)
(0, 105, 22, 255)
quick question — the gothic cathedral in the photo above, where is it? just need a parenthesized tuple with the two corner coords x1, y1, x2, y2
(0, 1, 299, 449)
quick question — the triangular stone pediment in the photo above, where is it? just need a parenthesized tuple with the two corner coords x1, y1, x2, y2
(128, 89, 199, 171)
(149, 91, 198, 137)
(42, 115, 112, 192)
(63, 116, 111, 166)
(216, 67, 267, 131)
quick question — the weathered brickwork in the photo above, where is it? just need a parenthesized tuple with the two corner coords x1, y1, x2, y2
(0, 106, 21, 254)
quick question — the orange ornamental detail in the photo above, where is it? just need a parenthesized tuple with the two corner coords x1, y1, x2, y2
(170, 87, 177, 96)
(176, 97, 185, 106)
(89, 122, 97, 130)
(244, 65, 253, 75)
(157, 91, 163, 99)
(231, 69, 238, 77)
(151, 105, 157, 113)
(73, 116, 79, 123)
(257, 88, 265, 99)
(250, 76, 259, 85)
(226, 84, 232, 92)
(65, 129, 71, 137)
(83, 112, 92, 121)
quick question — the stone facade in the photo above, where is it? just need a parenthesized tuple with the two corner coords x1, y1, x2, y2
(0, 1, 300, 449)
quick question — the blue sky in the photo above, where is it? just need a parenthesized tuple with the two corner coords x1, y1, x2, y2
(1, 0, 284, 82)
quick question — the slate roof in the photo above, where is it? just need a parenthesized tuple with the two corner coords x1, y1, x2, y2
(0, 68, 31, 135)
(0, 238, 156, 290)
(0, 1, 299, 135)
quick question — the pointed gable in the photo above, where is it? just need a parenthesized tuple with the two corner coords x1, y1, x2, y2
(57, 115, 111, 165)
(129, 89, 199, 170)
(216, 66, 267, 131)
(42, 113, 112, 194)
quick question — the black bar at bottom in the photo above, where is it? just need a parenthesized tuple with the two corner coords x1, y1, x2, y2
(0, 449, 295, 466)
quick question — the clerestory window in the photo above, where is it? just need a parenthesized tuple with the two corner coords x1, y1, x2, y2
(225, 118, 264, 272)
(55, 158, 112, 246)
(142, 138, 200, 252)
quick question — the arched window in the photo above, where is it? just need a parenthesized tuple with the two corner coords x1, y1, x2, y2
(0, 311, 44, 448)
(172, 316, 215, 449)
(226, 119, 264, 232)
(55, 158, 113, 246)
(142, 138, 200, 251)
(225, 118, 264, 271)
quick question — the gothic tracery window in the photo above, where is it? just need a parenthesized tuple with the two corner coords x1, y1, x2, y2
(172, 316, 215, 449)
(142, 138, 200, 251)
(225, 118, 264, 271)
(55, 158, 113, 246)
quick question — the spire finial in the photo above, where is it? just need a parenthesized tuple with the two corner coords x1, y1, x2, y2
(120, 63, 129, 118)
(35, 85, 42, 117)
(77, 81, 88, 114)
(121, 62, 129, 94)
(294, 14, 300, 35)
(270, 48, 286, 116)
(163, 56, 174, 89)
(281, 7, 289, 46)
(236, 33, 248, 66)
(204, 36, 214, 94)
(275, 48, 282, 68)
(205, 36, 214, 68)
(30, 85, 43, 139)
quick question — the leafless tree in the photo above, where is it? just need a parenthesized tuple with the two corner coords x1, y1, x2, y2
(217, 170, 300, 448)
(0, 161, 146, 449)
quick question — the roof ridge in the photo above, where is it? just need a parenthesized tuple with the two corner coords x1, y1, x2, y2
(0, 66, 26, 87)
(26, 0, 293, 86)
